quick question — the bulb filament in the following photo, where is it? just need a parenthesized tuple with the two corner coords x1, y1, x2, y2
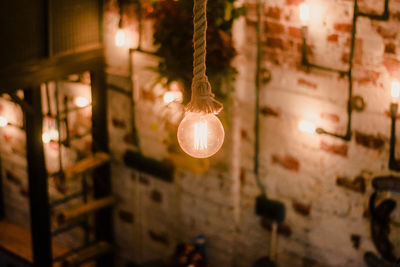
(194, 121, 208, 150)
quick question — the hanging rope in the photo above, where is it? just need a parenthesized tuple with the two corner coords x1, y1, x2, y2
(185, 0, 223, 114)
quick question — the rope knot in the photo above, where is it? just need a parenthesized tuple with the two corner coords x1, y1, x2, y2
(185, 0, 223, 115)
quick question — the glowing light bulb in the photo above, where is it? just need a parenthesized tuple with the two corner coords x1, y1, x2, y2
(75, 96, 90, 108)
(42, 132, 51, 144)
(298, 120, 315, 133)
(177, 112, 224, 158)
(163, 91, 183, 104)
(115, 28, 126, 47)
(0, 116, 8, 127)
(299, 3, 310, 26)
(391, 81, 400, 102)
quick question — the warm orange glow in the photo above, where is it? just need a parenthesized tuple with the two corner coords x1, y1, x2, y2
(163, 91, 183, 104)
(0, 116, 8, 127)
(299, 3, 310, 26)
(177, 112, 224, 158)
(75, 96, 90, 108)
(42, 132, 51, 144)
(391, 81, 400, 101)
(115, 29, 126, 47)
(298, 120, 315, 134)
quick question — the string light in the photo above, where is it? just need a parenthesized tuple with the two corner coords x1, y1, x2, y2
(391, 81, 400, 102)
(0, 116, 8, 127)
(163, 91, 183, 104)
(298, 120, 316, 134)
(115, 28, 126, 47)
(75, 96, 90, 108)
(177, 112, 224, 158)
(299, 3, 310, 26)
(177, 0, 225, 158)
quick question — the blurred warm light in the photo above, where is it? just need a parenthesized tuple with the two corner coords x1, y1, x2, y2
(299, 120, 315, 133)
(299, 3, 310, 26)
(42, 132, 51, 144)
(391, 81, 400, 100)
(163, 91, 183, 104)
(0, 116, 8, 127)
(75, 96, 90, 108)
(42, 129, 59, 144)
(115, 28, 126, 47)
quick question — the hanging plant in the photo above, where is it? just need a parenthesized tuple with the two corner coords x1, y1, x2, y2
(151, 0, 245, 102)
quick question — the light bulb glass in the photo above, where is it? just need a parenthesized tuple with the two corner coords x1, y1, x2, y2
(115, 29, 126, 47)
(299, 3, 310, 25)
(42, 132, 51, 144)
(0, 116, 8, 127)
(177, 112, 224, 158)
(298, 120, 315, 133)
(75, 96, 90, 108)
(163, 91, 183, 104)
(391, 81, 400, 100)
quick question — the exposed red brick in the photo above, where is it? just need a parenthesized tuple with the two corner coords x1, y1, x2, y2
(327, 34, 339, 43)
(351, 234, 361, 249)
(112, 118, 126, 129)
(385, 43, 396, 54)
(271, 154, 300, 172)
(261, 218, 292, 236)
(334, 23, 352, 33)
(138, 174, 150, 185)
(266, 37, 284, 49)
(260, 106, 280, 117)
(355, 70, 381, 86)
(20, 187, 29, 198)
(148, 230, 169, 245)
(265, 21, 285, 34)
(150, 190, 163, 203)
(240, 129, 249, 140)
(292, 200, 311, 217)
(123, 133, 136, 145)
(320, 113, 340, 123)
(265, 6, 281, 20)
(355, 131, 385, 150)
(6, 171, 21, 186)
(285, 0, 304, 5)
(288, 26, 302, 39)
(383, 57, 400, 77)
(320, 141, 348, 157)
(342, 52, 350, 64)
(336, 176, 366, 193)
(119, 210, 134, 223)
(298, 78, 317, 89)
(240, 168, 246, 185)
(141, 89, 156, 102)
(377, 26, 397, 39)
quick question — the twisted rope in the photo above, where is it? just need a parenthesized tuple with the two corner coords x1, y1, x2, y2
(186, 0, 223, 114)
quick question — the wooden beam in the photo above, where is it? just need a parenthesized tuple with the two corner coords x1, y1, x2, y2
(63, 152, 110, 180)
(24, 87, 52, 267)
(0, 48, 103, 91)
(57, 196, 117, 224)
(61, 242, 111, 267)
(91, 65, 113, 267)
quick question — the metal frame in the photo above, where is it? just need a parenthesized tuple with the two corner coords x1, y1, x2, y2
(389, 103, 400, 171)
(301, 0, 390, 141)
(0, 48, 111, 267)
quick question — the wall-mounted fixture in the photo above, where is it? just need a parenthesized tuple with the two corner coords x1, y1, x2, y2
(299, 0, 390, 141)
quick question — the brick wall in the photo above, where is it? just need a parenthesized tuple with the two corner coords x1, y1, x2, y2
(108, 0, 400, 265)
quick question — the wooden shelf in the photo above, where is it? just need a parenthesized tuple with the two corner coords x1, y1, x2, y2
(0, 220, 68, 266)
(61, 242, 111, 267)
(63, 152, 110, 180)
